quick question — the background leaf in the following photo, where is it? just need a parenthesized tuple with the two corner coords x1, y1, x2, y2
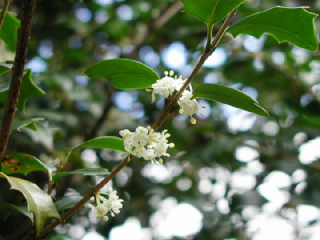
(0, 173, 60, 236)
(1, 153, 51, 176)
(193, 84, 269, 117)
(53, 168, 109, 181)
(0, 63, 11, 76)
(181, 0, 246, 25)
(0, 12, 20, 51)
(227, 7, 319, 51)
(0, 69, 45, 112)
(85, 59, 159, 89)
(55, 196, 84, 213)
(0, 202, 34, 222)
(10, 118, 44, 135)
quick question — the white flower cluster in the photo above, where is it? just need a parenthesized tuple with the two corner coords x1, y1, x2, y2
(119, 126, 174, 164)
(92, 186, 123, 221)
(149, 70, 199, 124)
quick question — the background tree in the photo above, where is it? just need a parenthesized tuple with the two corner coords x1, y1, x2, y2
(0, 0, 320, 239)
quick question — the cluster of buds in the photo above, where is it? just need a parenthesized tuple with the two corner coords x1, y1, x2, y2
(91, 186, 123, 221)
(148, 70, 199, 124)
(119, 126, 174, 164)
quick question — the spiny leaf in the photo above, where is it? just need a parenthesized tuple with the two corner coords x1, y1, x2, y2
(1, 153, 51, 176)
(0, 63, 11, 76)
(193, 84, 269, 117)
(85, 59, 159, 89)
(53, 168, 109, 181)
(0, 12, 20, 51)
(228, 7, 319, 52)
(11, 118, 44, 135)
(0, 69, 45, 112)
(181, 0, 246, 26)
(0, 173, 60, 236)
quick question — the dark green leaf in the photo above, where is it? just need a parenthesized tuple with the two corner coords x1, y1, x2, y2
(85, 59, 159, 89)
(0, 69, 46, 112)
(11, 118, 44, 135)
(55, 196, 83, 212)
(0, 63, 11, 76)
(0, 202, 34, 222)
(53, 168, 109, 181)
(193, 84, 269, 117)
(0, 12, 20, 51)
(0, 173, 60, 236)
(1, 153, 51, 176)
(181, 0, 246, 26)
(69, 136, 126, 154)
(48, 235, 73, 240)
(228, 7, 318, 52)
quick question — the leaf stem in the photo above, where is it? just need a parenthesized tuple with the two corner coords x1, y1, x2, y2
(37, 7, 239, 239)
(0, 0, 10, 31)
(0, 0, 36, 163)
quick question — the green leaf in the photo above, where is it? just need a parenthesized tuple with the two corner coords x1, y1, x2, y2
(0, 173, 60, 236)
(55, 196, 84, 212)
(48, 235, 73, 240)
(181, 0, 246, 26)
(227, 7, 319, 52)
(0, 202, 34, 222)
(69, 136, 126, 154)
(0, 63, 11, 76)
(1, 153, 51, 176)
(0, 12, 20, 51)
(85, 59, 159, 89)
(11, 118, 44, 135)
(193, 84, 269, 117)
(0, 69, 46, 112)
(53, 168, 109, 181)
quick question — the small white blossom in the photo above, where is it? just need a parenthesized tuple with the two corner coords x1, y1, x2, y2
(150, 70, 184, 103)
(178, 89, 199, 124)
(92, 186, 123, 221)
(119, 126, 174, 164)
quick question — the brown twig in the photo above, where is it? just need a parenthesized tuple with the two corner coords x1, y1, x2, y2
(152, 7, 239, 130)
(128, 1, 183, 59)
(0, 0, 37, 162)
(85, 84, 115, 141)
(37, 7, 239, 239)
(0, 0, 10, 31)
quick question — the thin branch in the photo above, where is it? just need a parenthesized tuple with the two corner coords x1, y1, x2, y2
(37, 7, 239, 238)
(85, 84, 115, 141)
(85, 1, 183, 139)
(0, 0, 37, 162)
(128, 1, 183, 59)
(0, 0, 10, 31)
(152, 7, 239, 130)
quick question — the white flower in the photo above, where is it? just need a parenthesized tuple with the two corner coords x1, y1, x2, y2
(92, 187, 123, 221)
(119, 126, 174, 164)
(178, 89, 199, 124)
(150, 70, 184, 103)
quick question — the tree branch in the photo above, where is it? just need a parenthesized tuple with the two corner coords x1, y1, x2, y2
(0, 0, 36, 162)
(0, 0, 10, 31)
(37, 7, 239, 238)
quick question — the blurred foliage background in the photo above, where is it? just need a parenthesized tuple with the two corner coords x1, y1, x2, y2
(1, 0, 320, 239)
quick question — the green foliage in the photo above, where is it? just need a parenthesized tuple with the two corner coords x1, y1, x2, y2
(0, 173, 60, 236)
(0, 63, 11, 76)
(11, 118, 44, 135)
(0, 202, 34, 221)
(0, 69, 45, 112)
(68, 136, 126, 158)
(1, 153, 50, 176)
(55, 196, 84, 213)
(53, 168, 109, 181)
(228, 7, 319, 51)
(0, 12, 20, 51)
(181, 0, 246, 25)
(193, 83, 269, 117)
(85, 59, 159, 89)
